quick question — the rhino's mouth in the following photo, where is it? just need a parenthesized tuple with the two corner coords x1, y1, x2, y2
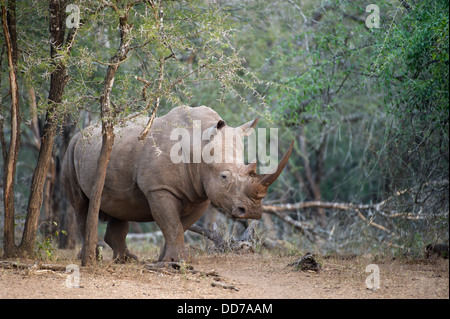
(231, 206, 247, 218)
(230, 206, 262, 219)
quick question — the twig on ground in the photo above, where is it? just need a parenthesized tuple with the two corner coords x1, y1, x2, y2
(211, 280, 239, 291)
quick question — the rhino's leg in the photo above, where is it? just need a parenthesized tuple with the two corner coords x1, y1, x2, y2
(146, 190, 186, 262)
(64, 177, 91, 260)
(73, 201, 89, 260)
(180, 201, 210, 231)
(157, 201, 210, 261)
(104, 217, 138, 263)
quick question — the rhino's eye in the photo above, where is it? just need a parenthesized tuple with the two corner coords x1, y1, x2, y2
(219, 171, 230, 181)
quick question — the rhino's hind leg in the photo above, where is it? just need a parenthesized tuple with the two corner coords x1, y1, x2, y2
(65, 180, 91, 261)
(104, 217, 138, 263)
(74, 203, 88, 261)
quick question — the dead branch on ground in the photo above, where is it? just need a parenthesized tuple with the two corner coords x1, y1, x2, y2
(188, 220, 260, 253)
(0, 260, 68, 272)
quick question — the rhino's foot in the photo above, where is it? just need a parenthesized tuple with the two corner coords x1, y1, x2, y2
(76, 243, 105, 261)
(113, 250, 139, 264)
(158, 244, 188, 263)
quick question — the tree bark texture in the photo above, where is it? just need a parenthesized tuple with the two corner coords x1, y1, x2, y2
(1, 2, 21, 258)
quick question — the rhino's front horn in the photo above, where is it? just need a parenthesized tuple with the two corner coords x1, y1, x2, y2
(260, 139, 294, 186)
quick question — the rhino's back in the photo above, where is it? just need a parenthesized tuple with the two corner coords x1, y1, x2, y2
(135, 105, 222, 201)
(65, 105, 221, 221)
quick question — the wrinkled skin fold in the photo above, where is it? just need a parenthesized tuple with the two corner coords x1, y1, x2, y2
(62, 105, 293, 262)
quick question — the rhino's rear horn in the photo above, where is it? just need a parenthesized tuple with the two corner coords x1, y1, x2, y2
(260, 139, 294, 186)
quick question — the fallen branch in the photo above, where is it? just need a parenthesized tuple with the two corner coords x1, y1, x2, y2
(355, 209, 394, 236)
(0, 261, 67, 272)
(188, 221, 260, 253)
(263, 200, 428, 220)
(264, 201, 399, 236)
(143, 261, 220, 279)
(268, 210, 319, 242)
(188, 224, 227, 252)
(264, 201, 372, 213)
(264, 180, 449, 219)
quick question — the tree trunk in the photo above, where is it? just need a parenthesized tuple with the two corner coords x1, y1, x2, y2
(298, 126, 327, 226)
(19, 119, 59, 255)
(1, 2, 21, 258)
(19, 0, 71, 256)
(82, 12, 132, 266)
(82, 130, 114, 266)
(28, 84, 78, 249)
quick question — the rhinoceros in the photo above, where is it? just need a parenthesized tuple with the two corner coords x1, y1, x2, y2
(62, 105, 293, 262)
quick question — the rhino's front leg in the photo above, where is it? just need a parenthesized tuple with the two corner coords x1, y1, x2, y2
(159, 201, 210, 261)
(180, 200, 210, 231)
(147, 190, 186, 262)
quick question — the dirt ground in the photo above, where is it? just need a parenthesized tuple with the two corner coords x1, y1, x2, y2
(0, 248, 448, 299)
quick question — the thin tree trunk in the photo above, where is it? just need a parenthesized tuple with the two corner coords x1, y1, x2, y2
(82, 130, 114, 266)
(82, 11, 133, 266)
(27, 85, 59, 240)
(1, 3, 21, 258)
(19, 119, 59, 255)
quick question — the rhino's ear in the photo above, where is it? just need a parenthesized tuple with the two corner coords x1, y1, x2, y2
(236, 118, 259, 137)
(205, 120, 226, 140)
(217, 120, 226, 130)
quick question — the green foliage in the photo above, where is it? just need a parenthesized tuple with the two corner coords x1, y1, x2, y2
(374, 0, 449, 112)
(60, 0, 269, 124)
(267, 1, 377, 125)
(369, 0, 449, 192)
(36, 222, 66, 261)
(35, 236, 55, 260)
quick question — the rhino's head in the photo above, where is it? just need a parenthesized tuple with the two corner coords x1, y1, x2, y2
(201, 118, 294, 219)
